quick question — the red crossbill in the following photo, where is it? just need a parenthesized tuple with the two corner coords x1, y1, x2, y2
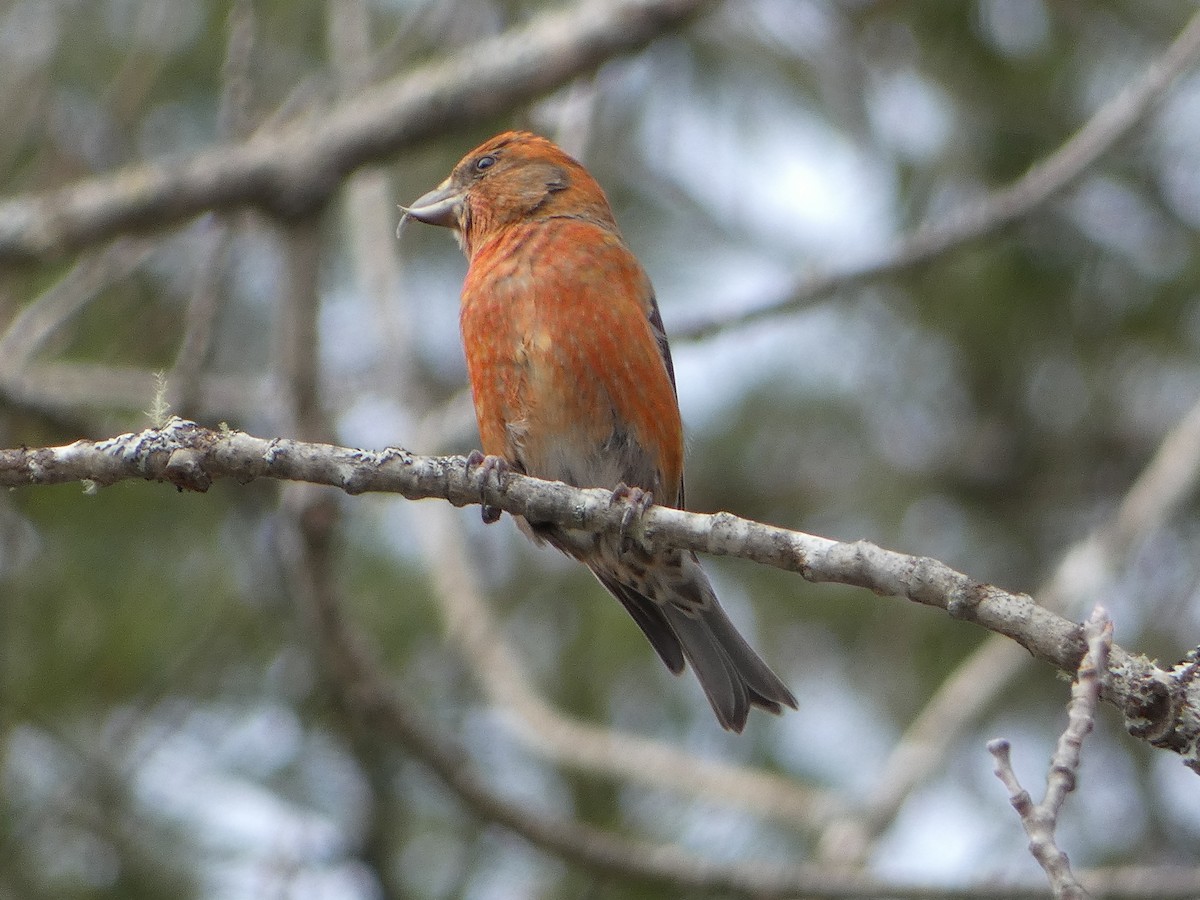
(404, 131, 795, 731)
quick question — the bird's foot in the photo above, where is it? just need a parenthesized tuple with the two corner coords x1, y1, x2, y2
(466, 450, 509, 524)
(610, 483, 653, 554)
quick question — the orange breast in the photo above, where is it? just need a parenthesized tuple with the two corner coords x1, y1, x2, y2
(459, 219, 684, 504)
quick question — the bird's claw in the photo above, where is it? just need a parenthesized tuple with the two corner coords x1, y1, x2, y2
(466, 450, 509, 524)
(610, 483, 653, 554)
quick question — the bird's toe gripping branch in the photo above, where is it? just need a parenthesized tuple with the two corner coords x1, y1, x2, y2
(610, 482, 653, 554)
(465, 450, 510, 524)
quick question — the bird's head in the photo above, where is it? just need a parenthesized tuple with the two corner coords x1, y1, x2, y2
(401, 131, 617, 257)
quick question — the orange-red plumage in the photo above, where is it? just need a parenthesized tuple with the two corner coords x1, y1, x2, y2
(404, 131, 795, 731)
(462, 218, 683, 500)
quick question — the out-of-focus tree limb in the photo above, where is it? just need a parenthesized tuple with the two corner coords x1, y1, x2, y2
(418, 499, 841, 830)
(818, 391, 1200, 864)
(2, 418, 1197, 773)
(0, 240, 153, 377)
(277, 496, 1200, 900)
(676, 6, 1200, 340)
(0, 0, 712, 266)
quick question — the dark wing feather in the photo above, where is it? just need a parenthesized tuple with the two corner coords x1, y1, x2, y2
(646, 293, 683, 507)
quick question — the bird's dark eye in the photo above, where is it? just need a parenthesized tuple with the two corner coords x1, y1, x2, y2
(475, 155, 496, 172)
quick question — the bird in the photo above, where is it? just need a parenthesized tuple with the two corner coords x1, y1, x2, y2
(401, 130, 795, 731)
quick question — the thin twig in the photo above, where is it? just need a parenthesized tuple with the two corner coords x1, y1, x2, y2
(988, 607, 1114, 900)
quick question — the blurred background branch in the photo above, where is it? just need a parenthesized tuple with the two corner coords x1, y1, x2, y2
(677, 6, 1200, 340)
(0, 0, 712, 265)
(819, 386, 1200, 863)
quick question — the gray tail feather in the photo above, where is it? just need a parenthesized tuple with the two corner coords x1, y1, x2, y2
(661, 599, 797, 732)
(594, 572, 686, 674)
(593, 563, 796, 733)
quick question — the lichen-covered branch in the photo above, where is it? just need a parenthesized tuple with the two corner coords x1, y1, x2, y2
(2, 417, 1198, 772)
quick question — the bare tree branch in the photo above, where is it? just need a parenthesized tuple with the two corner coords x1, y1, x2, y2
(0, 0, 712, 266)
(278, 495, 1200, 900)
(675, 6, 1200, 340)
(989, 607, 1114, 900)
(818, 389, 1200, 864)
(2, 418, 1197, 774)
